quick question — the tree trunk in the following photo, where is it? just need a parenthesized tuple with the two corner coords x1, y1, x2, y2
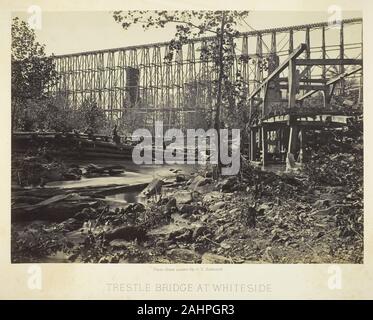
(214, 11, 227, 177)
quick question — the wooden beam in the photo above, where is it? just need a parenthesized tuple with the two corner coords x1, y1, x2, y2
(298, 67, 362, 101)
(279, 84, 326, 91)
(278, 77, 327, 83)
(326, 67, 362, 86)
(248, 44, 307, 100)
(288, 58, 297, 109)
(295, 58, 362, 66)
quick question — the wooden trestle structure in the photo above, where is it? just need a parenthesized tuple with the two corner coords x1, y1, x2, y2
(49, 18, 363, 139)
(247, 41, 362, 169)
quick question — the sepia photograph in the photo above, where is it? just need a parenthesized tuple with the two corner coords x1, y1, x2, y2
(10, 9, 363, 265)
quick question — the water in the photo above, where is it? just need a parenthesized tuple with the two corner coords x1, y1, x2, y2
(105, 191, 146, 204)
(46, 160, 198, 189)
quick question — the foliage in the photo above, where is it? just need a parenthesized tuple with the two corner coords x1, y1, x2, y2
(11, 17, 59, 131)
(11, 225, 72, 263)
(76, 97, 109, 133)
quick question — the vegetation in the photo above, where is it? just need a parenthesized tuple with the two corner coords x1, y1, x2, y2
(11, 18, 108, 134)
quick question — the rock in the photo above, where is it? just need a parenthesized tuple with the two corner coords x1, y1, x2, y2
(217, 176, 238, 192)
(193, 225, 209, 239)
(189, 175, 213, 190)
(125, 203, 145, 213)
(203, 191, 223, 203)
(140, 178, 164, 197)
(74, 209, 90, 221)
(109, 239, 132, 248)
(205, 171, 213, 178)
(215, 233, 227, 242)
(176, 174, 187, 182)
(313, 199, 331, 209)
(109, 255, 120, 263)
(178, 204, 203, 215)
(258, 203, 270, 212)
(60, 218, 82, 231)
(189, 175, 205, 189)
(157, 197, 170, 205)
(220, 241, 231, 249)
(172, 229, 193, 242)
(201, 253, 231, 264)
(166, 248, 201, 263)
(98, 257, 110, 263)
(165, 197, 177, 213)
(106, 225, 147, 242)
(209, 201, 225, 211)
(242, 206, 257, 228)
(174, 191, 193, 204)
(168, 227, 192, 241)
(229, 208, 240, 215)
(67, 252, 79, 262)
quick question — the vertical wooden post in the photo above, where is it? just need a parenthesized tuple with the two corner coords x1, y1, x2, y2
(340, 21, 345, 95)
(305, 27, 311, 82)
(321, 26, 326, 80)
(288, 58, 297, 110)
(288, 30, 293, 54)
(258, 126, 262, 162)
(359, 23, 363, 104)
(286, 126, 298, 169)
(261, 126, 267, 167)
(262, 83, 269, 117)
(298, 128, 304, 163)
(250, 128, 257, 161)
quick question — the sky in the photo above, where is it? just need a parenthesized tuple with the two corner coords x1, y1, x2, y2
(12, 10, 362, 56)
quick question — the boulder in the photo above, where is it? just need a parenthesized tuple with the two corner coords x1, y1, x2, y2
(109, 239, 132, 248)
(209, 201, 225, 211)
(140, 178, 164, 197)
(174, 191, 193, 204)
(168, 228, 193, 242)
(203, 191, 223, 203)
(124, 203, 145, 213)
(59, 218, 82, 231)
(105, 225, 147, 242)
(175, 174, 187, 182)
(165, 197, 177, 214)
(192, 225, 209, 239)
(313, 199, 331, 209)
(216, 176, 238, 192)
(166, 248, 201, 263)
(201, 253, 231, 264)
(178, 204, 203, 215)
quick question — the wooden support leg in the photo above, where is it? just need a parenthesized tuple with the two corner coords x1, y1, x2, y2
(261, 126, 267, 167)
(250, 129, 256, 161)
(286, 126, 298, 170)
(298, 128, 304, 164)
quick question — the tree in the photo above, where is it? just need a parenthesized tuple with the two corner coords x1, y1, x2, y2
(112, 10, 250, 173)
(78, 97, 109, 133)
(11, 17, 59, 131)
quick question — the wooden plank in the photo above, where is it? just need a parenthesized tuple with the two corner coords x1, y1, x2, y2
(279, 84, 326, 91)
(288, 58, 297, 109)
(295, 58, 362, 66)
(248, 44, 307, 100)
(298, 67, 362, 101)
(278, 77, 327, 83)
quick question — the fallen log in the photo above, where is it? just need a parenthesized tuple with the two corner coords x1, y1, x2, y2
(12, 193, 100, 222)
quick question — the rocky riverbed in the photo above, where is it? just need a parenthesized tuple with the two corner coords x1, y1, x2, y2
(11, 149, 363, 263)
